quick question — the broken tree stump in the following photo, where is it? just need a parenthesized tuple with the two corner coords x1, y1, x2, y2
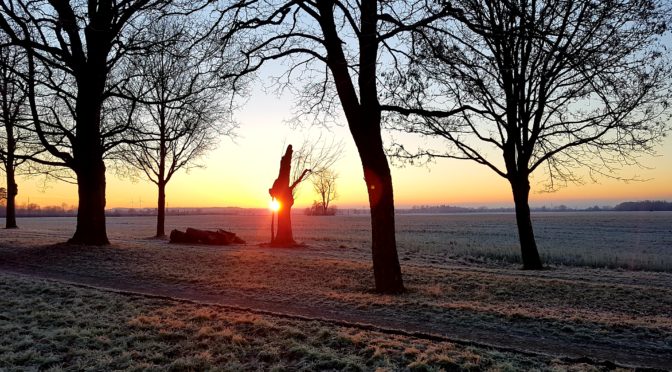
(169, 228, 246, 245)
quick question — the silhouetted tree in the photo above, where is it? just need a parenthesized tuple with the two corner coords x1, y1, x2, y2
(0, 41, 26, 229)
(311, 169, 337, 215)
(269, 140, 341, 245)
(269, 145, 306, 246)
(0, 0, 225, 244)
(0, 39, 43, 229)
(117, 20, 237, 238)
(388, 0, 672, 269)
(232, 0, 452, 292)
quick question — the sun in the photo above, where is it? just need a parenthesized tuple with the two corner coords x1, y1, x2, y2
(269, 199, 280, 212)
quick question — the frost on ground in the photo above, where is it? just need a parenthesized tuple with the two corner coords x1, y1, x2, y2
(0, 273, 633, 371)
(0, 214, 671, 369)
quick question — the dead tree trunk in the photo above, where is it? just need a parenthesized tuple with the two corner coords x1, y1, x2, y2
(269, 145, 297, 246)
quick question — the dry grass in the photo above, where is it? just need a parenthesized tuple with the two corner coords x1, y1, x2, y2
(0, 272, 610, 371)
(0, 215, 671, 369)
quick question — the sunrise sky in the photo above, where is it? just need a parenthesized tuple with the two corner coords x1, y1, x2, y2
(12, 68, 672, 211)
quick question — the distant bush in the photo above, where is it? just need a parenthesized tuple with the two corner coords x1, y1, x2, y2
(305, 201, 337, 216)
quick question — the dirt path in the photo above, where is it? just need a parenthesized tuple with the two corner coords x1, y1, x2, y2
(1, 261, 670, 370)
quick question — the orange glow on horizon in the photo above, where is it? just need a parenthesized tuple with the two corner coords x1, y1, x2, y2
(269, 199, 280, 212)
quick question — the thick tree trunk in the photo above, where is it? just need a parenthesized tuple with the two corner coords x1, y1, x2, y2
(274, 199, 294, 245)
(315, 0, 403, 293)
(269, 145, 296, 246)
(69, 159, 109, 245)
(510, 178, 543, 269)
(66, 46, 110, 245)
(156, 180, 166, 237)
(355, 130, 404, 293)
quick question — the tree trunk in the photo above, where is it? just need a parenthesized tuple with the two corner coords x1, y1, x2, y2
(67, 53, 110, 245)
(5, 166, 17, 229)
(5, 131, 17, 228)
(156, 180, 166, 237)
(510, 178, 543, 269)
(315, 0, 403, 293)
(269, 145, 296, 246)
(353, 124, 404, 293)
(274, 199, 294, 245)
(69, 159, 109, 245)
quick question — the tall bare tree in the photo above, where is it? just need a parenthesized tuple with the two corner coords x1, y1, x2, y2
(0, 39, 43, 229)
(388, 0, 672, 268)
(0, 41, 25, 229)
(0, 0, 226, 244)
(231, 0, 452, 292)
(118, 20, 237, 238)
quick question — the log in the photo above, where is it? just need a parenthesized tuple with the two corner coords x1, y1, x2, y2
(169, 228, 245, 245)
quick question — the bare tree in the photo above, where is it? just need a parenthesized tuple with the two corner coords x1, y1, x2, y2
(269, 139, 341, 246)
(231, 0, 453, 292)
(117, 19, 237, 238)
(310, 169, 338, 215)
(387, 0, 672, 268)
(0, 0, 221, 244)
(0, 41, 25, 229)
(0, 39, 44, 229)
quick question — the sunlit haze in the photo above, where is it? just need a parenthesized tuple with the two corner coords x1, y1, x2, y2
(13, 68, 672, 211)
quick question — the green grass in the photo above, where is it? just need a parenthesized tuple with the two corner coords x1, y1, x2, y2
(0, 272, 619, 371)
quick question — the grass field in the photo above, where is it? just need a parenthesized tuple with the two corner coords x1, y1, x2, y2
(0, 272, 617, 371)
(0, 212, 671, 370)
(11, 211, 671, 270)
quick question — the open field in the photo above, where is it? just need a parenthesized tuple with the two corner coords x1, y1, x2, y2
(7, 211, 671, 270)
(1, 212, 671, 370)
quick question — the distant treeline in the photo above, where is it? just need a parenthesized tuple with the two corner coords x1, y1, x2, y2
(0, 205, 267, 218)
(402, 200, 672, 214)
(613, 200, 672, 211)
(2, 200, 670, 218)
(0, 203, 77, 217)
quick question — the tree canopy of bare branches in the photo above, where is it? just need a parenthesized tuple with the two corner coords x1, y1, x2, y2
(387, 0, 672, 268)
(228, 0, 456, 292)
(310, 169, 338, 215)
(0, 38, 45, 228)
(0, 0, 229, 244)
(115, 18, 239, 238)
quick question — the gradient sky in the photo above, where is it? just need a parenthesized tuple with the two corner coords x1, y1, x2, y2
(12, 68, 672, 210)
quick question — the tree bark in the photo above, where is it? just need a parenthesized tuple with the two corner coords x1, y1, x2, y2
(68, 73, 109, 245)
(69, 159, 109, 245)
(510, 178, 543, 269)
(5, 166, 17, 229)
(353, 123, 404, 293)
(269, 145, 296, 246)
(5, 127, 17, 228)
(315, 0, 404, 293)
(274, 200, 294, 245)
(156, 180, 166, 237)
